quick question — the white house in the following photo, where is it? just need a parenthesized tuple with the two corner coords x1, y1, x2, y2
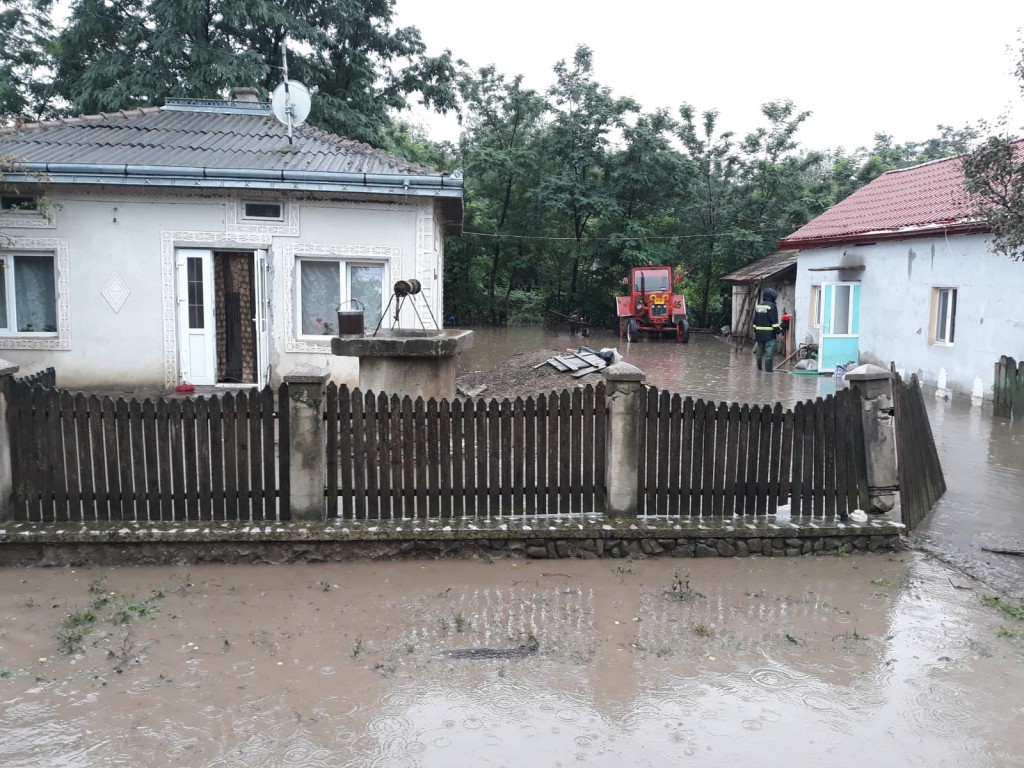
(779, 150, 1023, 398)
(0, 92, 462, 391)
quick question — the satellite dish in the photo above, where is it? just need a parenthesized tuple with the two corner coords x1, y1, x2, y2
(271, 80, 312, 128)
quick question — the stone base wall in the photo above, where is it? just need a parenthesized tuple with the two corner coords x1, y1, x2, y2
(0, 533, 905, 568)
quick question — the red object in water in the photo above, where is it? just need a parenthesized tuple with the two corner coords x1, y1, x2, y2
(175, 382, 195, 393)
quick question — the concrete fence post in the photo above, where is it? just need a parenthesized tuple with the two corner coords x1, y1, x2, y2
(602, 362, 646, 516)
(0, 359, 20, 521)
(284, 365, 330, 521)
(845, 364, 898, 513)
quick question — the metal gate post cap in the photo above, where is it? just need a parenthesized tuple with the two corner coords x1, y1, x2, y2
(602, 362, 645, 382)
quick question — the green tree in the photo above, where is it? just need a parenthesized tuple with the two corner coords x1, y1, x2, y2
(454, 66, 546, 324)
(961, 41, 1024, 261)
(540, 45, 637, 309)
(674, 105, 740, 327)
(0, 0, 57, 122)
(48, 0, 457, 145)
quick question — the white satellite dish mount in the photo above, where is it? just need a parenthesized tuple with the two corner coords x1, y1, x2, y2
(271, 44, 311, 145)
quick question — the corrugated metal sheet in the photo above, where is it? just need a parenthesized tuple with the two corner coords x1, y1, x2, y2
(0, 105, 443, 178)
(720, 251, 799, 282)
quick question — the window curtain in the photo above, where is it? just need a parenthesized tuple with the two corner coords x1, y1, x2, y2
(300, 261, 340, 335)
(14, 256, 56, 332)
(350, 264, 384, 330)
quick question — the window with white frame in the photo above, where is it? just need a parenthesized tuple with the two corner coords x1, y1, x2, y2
(296, 257, 386, 337)
(930, 287, 957, 344)
(0, 252, 58, 334)
(809, 284, 824, 327)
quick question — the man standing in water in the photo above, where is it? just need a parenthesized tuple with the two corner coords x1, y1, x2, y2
(752, 288, 781, 372)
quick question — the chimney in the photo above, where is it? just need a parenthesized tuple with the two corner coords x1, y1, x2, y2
(233, 87, 260, 103)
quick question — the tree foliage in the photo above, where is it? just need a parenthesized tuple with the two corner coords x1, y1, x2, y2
(0, 0, 58, 121)
(36, 0, 457, 145)
(961, 42, 1024, 261)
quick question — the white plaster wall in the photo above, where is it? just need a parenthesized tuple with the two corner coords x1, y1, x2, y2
(794, 233, 1024, 398)
(1, 187, 448, 391)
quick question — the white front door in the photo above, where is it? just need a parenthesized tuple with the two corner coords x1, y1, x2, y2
(176, 249, 217, 385)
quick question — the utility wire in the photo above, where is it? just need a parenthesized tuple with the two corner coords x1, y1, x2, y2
(461, 228, 784, 241)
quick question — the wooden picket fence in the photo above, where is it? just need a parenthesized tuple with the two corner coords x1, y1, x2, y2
(326, 383, 606, 519)
(994, 355, 1024, 418)
(6, 375, 289, 522)
(639, 386, 870, 518)
(893, 372, 946, 530)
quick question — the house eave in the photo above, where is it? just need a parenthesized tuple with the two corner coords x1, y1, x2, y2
(4, 162, 465, 234)
(777, 221, 988, 250)
(5, 162, 462, 194)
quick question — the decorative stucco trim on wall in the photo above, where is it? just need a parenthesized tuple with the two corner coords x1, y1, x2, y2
(283, 242, 401, 354)
(160, 230, 273, 390)
(0, 210, 56, 229)
(227, 197, 300, 236)
(0, 237, 70, 351)
(100, 272, 130, 313)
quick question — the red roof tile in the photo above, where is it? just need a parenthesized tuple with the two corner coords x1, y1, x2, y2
(780, 144, 1023, 247)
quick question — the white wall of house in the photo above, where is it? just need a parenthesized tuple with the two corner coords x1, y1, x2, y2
(0, 186, 446, 390)
(794, 233, 1023, 398)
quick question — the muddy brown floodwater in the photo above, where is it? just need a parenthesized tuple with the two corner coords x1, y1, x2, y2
(2, 328, 1024, 766)
(2, 557, 1024, 767)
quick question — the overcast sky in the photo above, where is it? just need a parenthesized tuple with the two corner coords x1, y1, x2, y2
(393, 0, 1023, 153)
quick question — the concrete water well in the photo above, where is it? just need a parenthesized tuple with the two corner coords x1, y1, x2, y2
(331, 328, 474, 400)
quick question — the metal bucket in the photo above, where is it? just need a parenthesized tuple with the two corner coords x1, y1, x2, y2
(337, 299, 365, 336)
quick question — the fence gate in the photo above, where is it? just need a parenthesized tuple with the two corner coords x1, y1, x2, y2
(892, 372, 946, 531)
(6, 374, 290, 522)
(326, 383, 607, 519)
(638, 387, 870, 519)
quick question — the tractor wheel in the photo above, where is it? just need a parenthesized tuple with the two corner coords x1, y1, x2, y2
(626, 318, 639, 343)
(676, 320, 690, 344)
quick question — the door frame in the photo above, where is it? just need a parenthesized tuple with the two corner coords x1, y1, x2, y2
(818, 281, 861, 373)
(175, 248, 269, 387)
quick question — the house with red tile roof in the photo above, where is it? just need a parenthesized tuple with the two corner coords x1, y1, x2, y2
(778, 145, 1022, 398)
(0, 94, 463, 391)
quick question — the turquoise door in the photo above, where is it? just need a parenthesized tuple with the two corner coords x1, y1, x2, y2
(819, 282, 860, 373)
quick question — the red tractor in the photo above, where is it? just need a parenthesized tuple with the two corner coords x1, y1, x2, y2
(616, 265, 690, 343)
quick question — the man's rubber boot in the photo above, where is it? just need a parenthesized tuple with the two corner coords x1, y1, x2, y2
(765, 358, 774, 373)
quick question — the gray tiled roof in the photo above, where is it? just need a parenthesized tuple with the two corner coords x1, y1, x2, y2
(0, 101, 443, 177)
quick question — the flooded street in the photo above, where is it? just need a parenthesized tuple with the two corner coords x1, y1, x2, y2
(2, 556, 1024, 767)
(2, 327, 1023, 766)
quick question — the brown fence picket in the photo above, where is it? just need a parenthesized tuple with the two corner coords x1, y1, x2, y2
(534, 393, 547, 514)
(488, 398, 501, 515)
(75, 393, 97, 521)
(427, 397, 441, 518)
(246, 390, 263, 520)
(60, 391, 79, 522)
(501, 398, 514, 515)
(181, 398, 199, 521)
(679, 397, 696, 518)
(822, 396, 836, 516)
(439, 398, 453, 517)
(208, 396, 225, 521)
(655, 390, 671, 515)
(220, 393, 237, 520)
(525, 395, 538, 514)
(195, 397, 212, 522)
(352, 391, 368, 520)
(723, 402, 740, 516)
(790, 401, 805, 517)
(582, 388, 595, 512)
(513, 397, 526, 515)
(712, 402, 728, 515)
(547, 393, 559, 515)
